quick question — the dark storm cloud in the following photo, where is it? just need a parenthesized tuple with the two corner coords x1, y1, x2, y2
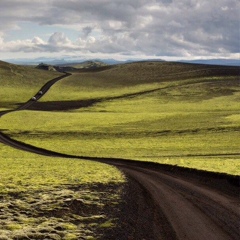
(0, 0, 239, 58)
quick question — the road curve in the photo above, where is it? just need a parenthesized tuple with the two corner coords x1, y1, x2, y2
(116, 163, 239, 240)
(0, 72, 71, 117)
(0, 73, 239, 240)
(1, 130, 239, 239)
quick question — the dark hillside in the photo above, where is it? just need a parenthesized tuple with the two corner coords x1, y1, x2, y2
(61, 61, 240, 88)
(0, 60, 62, 86)
(36, 63, 57, 71)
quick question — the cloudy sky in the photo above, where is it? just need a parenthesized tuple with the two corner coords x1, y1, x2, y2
(0, 0, 239, 61)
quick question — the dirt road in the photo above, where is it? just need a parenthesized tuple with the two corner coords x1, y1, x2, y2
(1, 130, 239, 239)
(116, 162, 239, 239)
(0, 74, 239, 239)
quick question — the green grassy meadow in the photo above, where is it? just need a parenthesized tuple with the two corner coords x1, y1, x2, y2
(41, 61, 239, 101)
(1, 61, 239, 175)
(0, 61, 126, 239)
(0, 60, 239, 239)
(0, 144, 125, 239)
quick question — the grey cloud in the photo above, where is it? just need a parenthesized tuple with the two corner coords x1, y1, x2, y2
(48, 32, 71, 45)
(82, 27, 93, 38)
(0, 0, 239, 58)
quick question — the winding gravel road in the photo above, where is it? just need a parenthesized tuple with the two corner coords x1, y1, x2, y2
(116, 163, 239, 240)
(0, 73, 239, 240)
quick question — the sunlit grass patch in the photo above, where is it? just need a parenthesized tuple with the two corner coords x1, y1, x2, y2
(0, 144, 125, 239)
(9, 131, 239, 175)
(137, 156, 240, 176)
(2, 109, 239, 175)
(41, 79, 166, 102)
(1, 76, 239, 176)
(225, 114, 240, 123)
(0, 145, 125, 194)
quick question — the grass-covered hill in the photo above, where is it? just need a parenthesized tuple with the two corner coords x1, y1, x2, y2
(68, 61, 239, 86)
(0, 60, 125, 240)
(1, 60, 239, 175)
(0, 60, 239, 238)
(0, 60, 63, 109)
(60, 60, 108, 69)
(41, 61, 239, 102)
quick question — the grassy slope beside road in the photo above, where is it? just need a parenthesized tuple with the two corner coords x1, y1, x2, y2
(0, 60, 239, 239)
(1, 62, 239, 175)
(0, 138, 126, 240)
(0, 61, 126, 240)
(2, 61, 239, 239)
(41, 61, 239, 101)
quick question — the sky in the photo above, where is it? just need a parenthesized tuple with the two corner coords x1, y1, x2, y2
(0, 0, 239, 61)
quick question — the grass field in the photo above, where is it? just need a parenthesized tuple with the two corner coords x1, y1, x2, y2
(0, 60, 239, 239)
(41, 61, 239, 101)
(0, 60, 127, 239)
(1, 61, 239, 175)
(0, 144, 125, 239)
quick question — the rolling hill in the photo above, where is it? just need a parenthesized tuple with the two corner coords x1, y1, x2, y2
(0, 60, 63, 109)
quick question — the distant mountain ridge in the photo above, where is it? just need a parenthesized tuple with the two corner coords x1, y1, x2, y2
(3, 58, 164, 66)
(35, 60, 109, 72)
(3, 57, 240, 67)
(59, 60, 108, 68)
(180, 59, 240, 66)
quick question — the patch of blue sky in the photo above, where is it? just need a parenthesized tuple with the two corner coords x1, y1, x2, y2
(4, 21, 80, 42)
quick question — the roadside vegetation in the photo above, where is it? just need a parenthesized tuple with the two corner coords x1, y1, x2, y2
(0, 144, 125, 240)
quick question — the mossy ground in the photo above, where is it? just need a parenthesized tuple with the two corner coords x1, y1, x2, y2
(0, 147, 125, 240)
